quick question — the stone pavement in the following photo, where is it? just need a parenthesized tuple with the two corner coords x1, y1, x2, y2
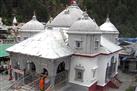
(0, 74, 13, 91)
(109, 70, 137, 91)
(55, 83, 87, 91)
(0, 70, 137, 91)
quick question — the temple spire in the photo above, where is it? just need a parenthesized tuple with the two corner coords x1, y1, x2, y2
(0, 17, 3, 25)
(49, 16, 53, 23)
(13, 16, 18, 25)
(106, 14, 110, 22)
(32, 11, 37, 20)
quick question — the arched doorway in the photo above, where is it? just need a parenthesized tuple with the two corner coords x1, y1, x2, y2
(105, 63, 110, 82)
(30, 62, 36, 72)
(55, 61, 67, 84)
(42, 68, 48, 76)
(26, 61, 36, 73)
(57, 62, 65, 73)
(105, 56, 116, 82)
(110, 56, 116, 75)
(24, 61, 36, 84)
(14, 62, 21, 80)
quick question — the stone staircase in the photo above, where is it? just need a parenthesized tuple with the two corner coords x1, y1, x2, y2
(109, 77, 122, 88)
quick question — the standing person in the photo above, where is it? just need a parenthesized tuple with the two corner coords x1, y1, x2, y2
(44, 75, 50, 90)
(39, 77, 44, 91)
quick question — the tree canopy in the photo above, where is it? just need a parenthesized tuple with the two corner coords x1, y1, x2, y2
(0, 0, 137, 37)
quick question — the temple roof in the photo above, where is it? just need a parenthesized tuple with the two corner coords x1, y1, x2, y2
(68, 12, 101, 34)
(100, 36, 121, 53)
(7, 28, 73, 59)
(100, 17, 119, 33)
(20, 14, 44, 32)
(46, 2, 83, 27)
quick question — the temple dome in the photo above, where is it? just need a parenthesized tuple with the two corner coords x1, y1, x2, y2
(46, 1, 83, 27)
(100, 17, 119, 33)
(69, 12, 100, 33)
(20, 15, 44, 32)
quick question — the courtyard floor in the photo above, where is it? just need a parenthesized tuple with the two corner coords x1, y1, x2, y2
(0, 70, 137, 91)
(55, 70, 137, 91)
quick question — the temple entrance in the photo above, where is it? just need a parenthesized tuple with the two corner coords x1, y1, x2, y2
(13, 62, 22, 80)
(57, 62, 65, 73)
(42, 68, 48, 76)
(110, 56, 116, 75)
(26, 61, 36, 73)
(105, 63, 110, 82)
(55, 61, 67, 85)
(105, 56, 117, 82)
(24, 61, 37, 84)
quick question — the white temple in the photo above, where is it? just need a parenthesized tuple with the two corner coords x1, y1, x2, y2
(7, 1, 122, 91)
(100, 17, 119, 44)
(17, 13, 45, 41)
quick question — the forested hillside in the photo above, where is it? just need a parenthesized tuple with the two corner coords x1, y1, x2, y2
(0, 0, 137, 37)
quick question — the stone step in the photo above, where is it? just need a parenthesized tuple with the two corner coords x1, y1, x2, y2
(110, 78, 121, 88)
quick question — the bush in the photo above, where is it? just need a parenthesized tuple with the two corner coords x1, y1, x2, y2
(125, 86, 135, 91)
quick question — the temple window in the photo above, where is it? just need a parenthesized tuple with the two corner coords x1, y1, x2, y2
(95, 39, 99, 49)
(75, 41, 82, 48)
(75, 64, 85, 82)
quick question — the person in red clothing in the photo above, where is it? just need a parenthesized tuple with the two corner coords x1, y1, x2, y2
(39, 77, 44, 91)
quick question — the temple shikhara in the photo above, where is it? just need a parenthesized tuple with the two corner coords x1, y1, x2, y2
(6, 1, 122, 91)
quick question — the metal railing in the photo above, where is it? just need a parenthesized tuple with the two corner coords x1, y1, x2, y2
(55, 70, 68, 84)
(7, 73, 51, 91)
(1, 71, 67, 91)
(7, 72, 37, 90)
(0, 39, 15, 44)
(0, 70, 15, 91)
(24, 74, 51, 91)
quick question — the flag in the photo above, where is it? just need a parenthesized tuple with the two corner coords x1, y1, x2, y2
(69, 0, 76, 5)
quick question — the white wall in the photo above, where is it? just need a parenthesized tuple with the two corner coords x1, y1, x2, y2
(10, 53, 51, 74)
(69, 55, 98, 87)
(97, 52, 119, 86)
(97, 54, 112, 86)
(68, 34, 101, 54)
(102, 33, 119, 44)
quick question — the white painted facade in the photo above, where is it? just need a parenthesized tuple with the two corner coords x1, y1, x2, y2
(69, 56, 98, 87)
(97, 53, 119, 86)
(68, 34, 101, 54)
